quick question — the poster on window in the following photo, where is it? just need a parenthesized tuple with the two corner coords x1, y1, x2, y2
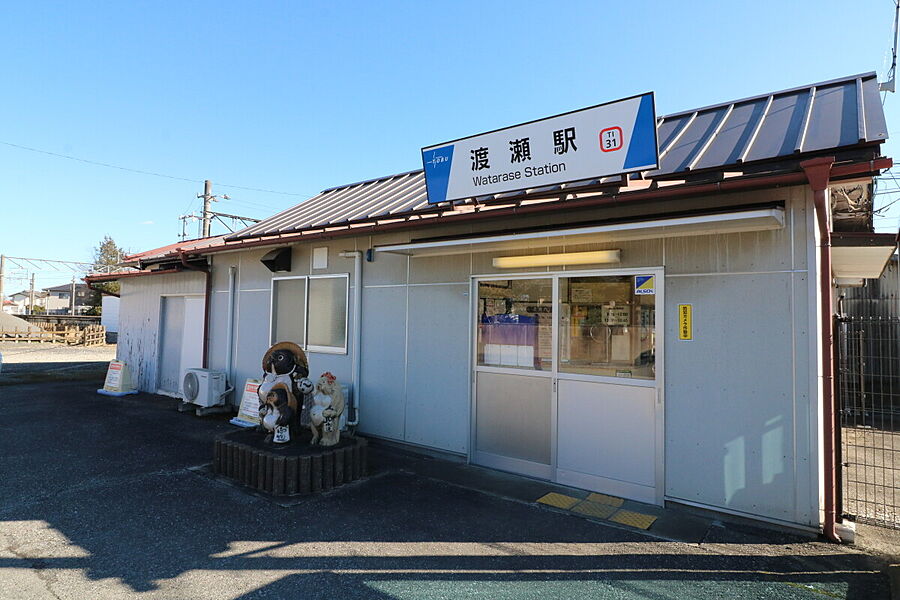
(601, 305, 631, 326)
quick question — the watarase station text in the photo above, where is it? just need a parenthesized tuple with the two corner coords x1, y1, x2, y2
(472, 162, 565, 187)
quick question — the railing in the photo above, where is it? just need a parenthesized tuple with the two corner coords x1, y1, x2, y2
(836, 315, 900, 530)
(0, 324, 106, 346)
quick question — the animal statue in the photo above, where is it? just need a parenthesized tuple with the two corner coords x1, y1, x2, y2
(309, 372, 345, 447)
(297, 377, 315, 427)
(258, 384, 295, 444)
(257, 342, 309, 443)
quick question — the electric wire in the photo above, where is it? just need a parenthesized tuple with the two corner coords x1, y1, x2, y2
(0, 140, 316, 198)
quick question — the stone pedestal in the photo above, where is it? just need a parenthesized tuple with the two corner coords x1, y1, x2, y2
(213, 429, 368, 496)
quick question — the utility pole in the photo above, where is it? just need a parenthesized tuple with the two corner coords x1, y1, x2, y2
(29, 273, 35, 315)
(0, 254, 5, 307)
(70, 276, 76, 315)
(883, 0, 900, 92)
(196, 180, 231, 238)
(200, 180, 214, 238)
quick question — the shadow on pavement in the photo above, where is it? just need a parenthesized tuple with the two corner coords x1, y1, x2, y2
(0, 381, 890, 599)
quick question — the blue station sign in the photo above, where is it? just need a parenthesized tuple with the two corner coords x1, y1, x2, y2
(422, 92, 658, 204)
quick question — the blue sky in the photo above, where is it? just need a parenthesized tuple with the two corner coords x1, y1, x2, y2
(1, 1, 898, 291)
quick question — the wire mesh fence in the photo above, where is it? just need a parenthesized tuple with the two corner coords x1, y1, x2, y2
(836, 315, 900, 529)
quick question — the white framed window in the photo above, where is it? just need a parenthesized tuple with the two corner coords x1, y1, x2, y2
(270, 274, 349, 354)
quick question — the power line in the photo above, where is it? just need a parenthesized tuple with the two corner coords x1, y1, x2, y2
(1, 255, 129, 274)
(0, 139, 316, 198)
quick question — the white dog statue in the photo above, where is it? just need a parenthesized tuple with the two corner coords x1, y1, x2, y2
(309, 372, 345, 447)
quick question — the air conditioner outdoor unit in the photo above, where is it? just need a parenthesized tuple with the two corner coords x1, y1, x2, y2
(182, 368, 227, 408)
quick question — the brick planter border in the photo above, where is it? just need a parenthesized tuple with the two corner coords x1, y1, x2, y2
(212, 434, 368, 496)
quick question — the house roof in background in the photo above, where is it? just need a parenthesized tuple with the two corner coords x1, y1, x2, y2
(43, 283, 90, 292)
(227, 72, 888, 242)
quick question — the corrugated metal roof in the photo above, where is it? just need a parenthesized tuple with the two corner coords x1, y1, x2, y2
(227, 72, 888, 241)
(123, 235, 228, 266)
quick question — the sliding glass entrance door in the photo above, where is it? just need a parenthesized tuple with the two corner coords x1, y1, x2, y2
(554, 273, 660, 503)
(473, 277, 554, 479)
(471, 270, 664, 504)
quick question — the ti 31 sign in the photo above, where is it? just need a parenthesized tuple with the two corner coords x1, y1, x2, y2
(422, 92, 659, 204)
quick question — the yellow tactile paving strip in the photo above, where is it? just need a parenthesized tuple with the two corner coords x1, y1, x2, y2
(536, 492, 581, 510)
(571, 500, 617, 519)
(586, 493, 624, 507)
(609, 509, 658, 530)
(536, 491, 658, 530)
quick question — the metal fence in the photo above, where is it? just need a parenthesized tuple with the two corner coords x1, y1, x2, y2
(836, 315, 900, 529)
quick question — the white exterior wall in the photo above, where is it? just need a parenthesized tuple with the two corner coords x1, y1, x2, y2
(355, 185, 819, 526)
(117, 271, 205, 393)
(207, 243, 359, 404)
(101, 296, 120, 332)
(663, 185, 819, 527)
(117, 184, 822, 528)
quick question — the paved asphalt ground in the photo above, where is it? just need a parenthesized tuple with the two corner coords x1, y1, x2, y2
(0, 378, 894, 599)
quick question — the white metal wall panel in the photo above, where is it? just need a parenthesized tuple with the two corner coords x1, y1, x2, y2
(100, 296, 119, 332)
(180, 297, 205, 380)
(232, 290, 270, 393)
(207, 291, 230, 376)
(157, 296, 185, 395)
(664, 272, 798, 522)
(117, 272, 205, 392)
(239, 249, 281, 290)
(791, 270, 814, 525)
(405, 284, 470, 453)
(210, 256, 233, 291)
(358, 286, 408, 441)
(409, 254, 470, 285)
(362, 233, 409, 286)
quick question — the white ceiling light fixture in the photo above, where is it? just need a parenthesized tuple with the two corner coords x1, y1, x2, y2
(492, 249, 621, 268)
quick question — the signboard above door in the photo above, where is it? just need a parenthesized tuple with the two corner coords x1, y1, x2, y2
(422, 92, 659, 205)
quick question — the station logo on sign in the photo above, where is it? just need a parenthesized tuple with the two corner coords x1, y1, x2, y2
(634, 275, 655, 295)
(422, 92, 659, 204)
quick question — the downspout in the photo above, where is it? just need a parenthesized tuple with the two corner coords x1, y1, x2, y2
(339, 251, 363, 426)
(224, 266, 237, 394)
(179, 251, 211, 369)
(800, 157, 840, 543)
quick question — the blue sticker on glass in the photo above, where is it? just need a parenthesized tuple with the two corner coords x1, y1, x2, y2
(635, 275, 655, 295)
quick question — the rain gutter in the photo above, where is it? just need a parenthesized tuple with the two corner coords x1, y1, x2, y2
(84, 268, 182, 284)
(339, 251, 363, 427)
(800, 156, 839, 543)
(179, 251, 211, 369)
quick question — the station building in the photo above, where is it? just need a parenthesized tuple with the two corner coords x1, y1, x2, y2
(88, 72, 898, 534)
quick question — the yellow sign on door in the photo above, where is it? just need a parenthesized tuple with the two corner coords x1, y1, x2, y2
(678, 304, 692, 340)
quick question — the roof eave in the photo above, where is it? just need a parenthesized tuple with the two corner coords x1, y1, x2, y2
(165, 156, 890, 260)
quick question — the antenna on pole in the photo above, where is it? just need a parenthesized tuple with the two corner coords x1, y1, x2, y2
(881, 0, 900, 92)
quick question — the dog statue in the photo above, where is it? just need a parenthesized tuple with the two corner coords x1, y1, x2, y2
(309, 372, 345, 447)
